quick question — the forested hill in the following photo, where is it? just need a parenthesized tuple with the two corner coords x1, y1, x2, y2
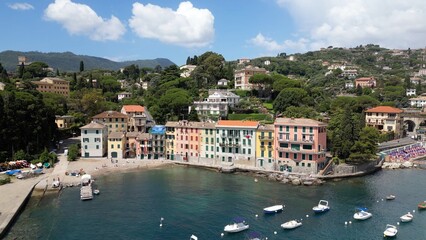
(0, 50, 175, 72)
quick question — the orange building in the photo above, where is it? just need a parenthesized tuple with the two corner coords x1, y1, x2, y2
(365, 106, 403, 138)
(355, 77, 376, 88)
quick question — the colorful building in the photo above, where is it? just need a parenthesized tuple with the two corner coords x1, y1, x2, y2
(216, 120, 259, 166)
(92, 110, 128, 134)
(80, 122, 108, 158)
(121, 105, 148, 132)
(256, 124, 275, 170)
(200, 122, 217, 164)
(31, 77, 70, 97)
(55, 115, 74, 129)
(150, 125, 166, 159)
(355, 77, 376, 88)
(108, 132, 125, 159)
(274, 118, 327, 173)
(166, 121, 203, 161)
(234, 65, 268, 90)
(365, 106, 403, 138)
(165, 122, 177, 160)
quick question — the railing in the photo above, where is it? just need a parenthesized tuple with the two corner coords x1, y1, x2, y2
(258, 136, 273, 140)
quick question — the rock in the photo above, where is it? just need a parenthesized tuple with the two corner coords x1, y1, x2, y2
(291, 178, 301, 185)
(402, 161, 413, 168)
(281, 178, 289, 184)
(275, 174, 284, 181)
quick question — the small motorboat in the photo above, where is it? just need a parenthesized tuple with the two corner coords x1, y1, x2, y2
(418, 201, 426, 210)
(93, 189, 100, 195)
(281, 219, 302, 229)
(190, 234, 198, 240)
(224, 217, 249, 233)
(353, 207, 372, 220)
(263, 204, 284, 214)
(313, 200, 330, 213)
(400, 212, 413, 222)
(246, 231, 265, 240)
(386, 195, 396, 200)
(383, 224, 397, 237)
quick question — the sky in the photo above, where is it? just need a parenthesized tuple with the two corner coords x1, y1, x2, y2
(1, 0, 426, 66)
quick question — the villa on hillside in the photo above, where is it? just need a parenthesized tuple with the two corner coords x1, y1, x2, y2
(55, 115, 74, 129)
(409, 96, 426, 108)
(365, 106, 403, 139)
(234, 65, 268, 90)
(355, 77, 376, 88)
(31, 77, 70, 97)
(92, 111, 128, 134)
(180, 65, 197, 77)
(193, 90, 240, 119)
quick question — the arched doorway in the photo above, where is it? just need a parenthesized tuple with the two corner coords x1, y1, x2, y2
(404, 120, 416, 133)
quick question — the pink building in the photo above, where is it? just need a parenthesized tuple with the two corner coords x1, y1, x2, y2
(166, 121, 203, 161)
(274, 118, 327, 173)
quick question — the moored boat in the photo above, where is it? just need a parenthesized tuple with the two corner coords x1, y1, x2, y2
(400, 212, 413, 222)
(190, 234, 198, 240)
(93, 189, 100, 195)
(383, 224, 397, 237)
(353, 207, 372, 220)
(281, 219, 302, 229)
(313, 200, 330, 213)
(418, 201, 426, 209)
(224, 217, 249, 233)
(386, 195, 396, 200)
(263, 204, 284, 214)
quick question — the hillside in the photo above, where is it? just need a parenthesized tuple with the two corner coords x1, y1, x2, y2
(0, 50, 175, 72)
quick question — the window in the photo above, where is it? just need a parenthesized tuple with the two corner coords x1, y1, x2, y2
(279, 152, 283, 157)
(217, 147, 219, 152)
(222, 147, 225, 152)
(285, 152, 289, 158)
(206, 138, 209, 144)
(294, 153, 297, 159)
(206, 146, 208, 151)
(286, 126, 289, 132)
(302, 154, 305, 160)
(268, 151, 272, 158)
(96, 130, 99, 134)
(248, 139, 251, 145)
(118, 144, 120, 148)
(302, 127, 305, 133)
(279, 143, 288, 148)
(310, 127, 313, 133)
(303, 145, 313, 150)
(222, 156, 225, 161)
(307, 163, 311, 167)
(115, 124, 118, 128)
(280, 126, 283, 131)
(294, 134, 298, 141)
(302, 162, 305, 167)
(248, 149, 251, 154)
(205, 129, 208, 134)
(84, 130, 87, 134)
(211, 146, 213, 151)
(235, 148, 239, 153)
(85, 145, 88, 149)
(243, 139, 246, 145)
(96, 145, 99, 149)
(309, 155, 313, 160)
(243, 149, 246, 154)
(261, 151, 264, 157)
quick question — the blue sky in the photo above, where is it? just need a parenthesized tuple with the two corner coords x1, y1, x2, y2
(2, 0, 426, 66)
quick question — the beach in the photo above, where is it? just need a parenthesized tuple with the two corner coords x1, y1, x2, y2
(0, 147, 172, 238)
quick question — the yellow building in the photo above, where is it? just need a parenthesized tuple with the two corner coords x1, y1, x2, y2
(108, 132, 125, 159)
(31, 77, 70, 97)
(255, 124, 275, 170)
(165, 122, 177, 160)
(55, 115, 74, 129)
(92, 111, 128, 134)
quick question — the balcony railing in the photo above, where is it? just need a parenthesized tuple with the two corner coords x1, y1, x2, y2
(258, 135, 273, 140)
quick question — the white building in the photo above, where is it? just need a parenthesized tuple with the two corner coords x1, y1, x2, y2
(410, 96, 426, 107)
(217, 78, 229, 86)
(80, 122, 108, 158)
(215, 120, 259, 166)
(180, 65, 197, 77)
(345, 82, 354, 89)
(193, 91, 240, 118)
(406, 89, 416, 96)
(0, 82, 5, 91)
(118, 92, 132, 101)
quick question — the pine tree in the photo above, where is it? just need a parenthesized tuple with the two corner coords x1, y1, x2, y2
(79, 61, 84, 72)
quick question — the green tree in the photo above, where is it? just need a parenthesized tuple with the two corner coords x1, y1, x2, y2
(356, 85, 363, 96)
(68, 144, 79, 161)
(348, 127, 380, 164)
(13, 149, 29, 160)
(18, 62, 24, 78)
(273, 88, 308, 114)
(283, 106, 319, 119)
(79, 61, 84, 72)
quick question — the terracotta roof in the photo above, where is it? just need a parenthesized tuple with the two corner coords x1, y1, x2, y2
(355, 77, 375, 81)
(165, 121, 216, 129)
(217, 120, 259, 128)
(274, 118, 327, 127)
(80, 122, 106, 129)
(257, 124, 274, 131)
(108, 132, 124, 138)
(122, 105, 145, 112)
(92, 111, 128, 119)
(365, 106, 403, 113)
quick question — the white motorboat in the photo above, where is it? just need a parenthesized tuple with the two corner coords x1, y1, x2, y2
(224, 217, 249, 233)
(353, 207, 372, 220)
(400, 212, 413, 222)
(263, 204, 284, 214)
(313, 200, 330, 213)
(190, 234, 198, 240)
(386, 195, 396, 200)
(383, 224, 397, 237)
(93, 189, 100, 195)
(281, 220, 302, 229)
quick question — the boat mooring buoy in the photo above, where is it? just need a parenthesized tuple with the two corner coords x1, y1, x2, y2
(221, 233, 224, 237)
(255, 214, 258, 218)
(397, 222, 400, 225)
(413, 210, 416, 213)
(306, 214, 309, 218)
(345, 221, 348, 225)
(274, 231, 277, 235)
(349, 221, 352, 224)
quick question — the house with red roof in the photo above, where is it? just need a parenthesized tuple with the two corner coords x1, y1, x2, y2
(355, 77, 376, 88)
(121, 105, 151, 132)
(365, 106, 403, 138)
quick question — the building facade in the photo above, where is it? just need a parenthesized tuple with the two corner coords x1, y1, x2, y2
(365, 106, 403, 138)
(409, 96, 426, 108)
(55, 115, 74, 129)
(193, 91, 240, 118)
(151, 125, 166, 159)
(31, 77, 70, 97)
(108, 132, 125, 159)
(234, 66, 268, 90)
(121, 105, 148, 132)
(255, 124, 275, 170)
(355, 77, 376, 88)
(274, 118, 327, 173)
(92, 111, 128, 134)
(216, 120, 259, 166)
(80, 122, 108, 158)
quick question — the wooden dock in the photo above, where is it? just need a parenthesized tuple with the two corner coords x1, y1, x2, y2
(80, 185, 93, 200)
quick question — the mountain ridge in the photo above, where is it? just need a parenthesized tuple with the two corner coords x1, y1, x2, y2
(0, 50, 175, 72)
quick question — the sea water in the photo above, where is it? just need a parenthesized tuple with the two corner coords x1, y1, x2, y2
(5, 166, 426, 240)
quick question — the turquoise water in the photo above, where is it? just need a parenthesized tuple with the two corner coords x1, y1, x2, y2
(5, 166, 426, 240)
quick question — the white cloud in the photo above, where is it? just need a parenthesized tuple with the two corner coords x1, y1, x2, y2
(249, 33, 309, 54)
(129, 1, 214, 47)
(44, 0, 126, 41)
(8, 3, 34, 10)
(255, 0, 426, 53)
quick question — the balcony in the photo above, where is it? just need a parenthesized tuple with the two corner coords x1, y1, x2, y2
(276, 147, 318, 154)
(258, 135, 273, 140)
(277, 138, 314, 144)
